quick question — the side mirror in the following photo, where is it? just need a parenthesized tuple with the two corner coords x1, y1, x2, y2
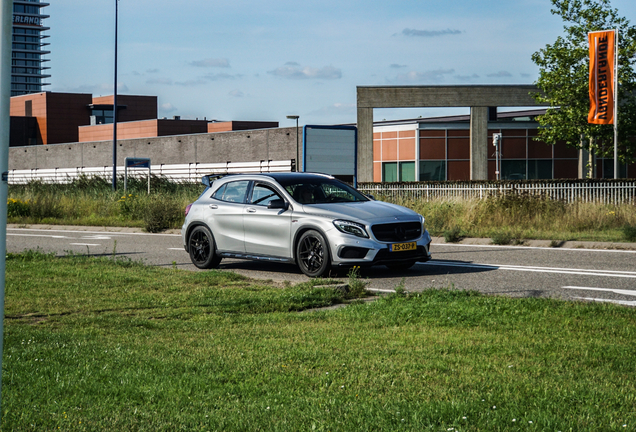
(268, 199, 289, 210)
(366, 194, 375, 200)
(202, 176, 211, 187)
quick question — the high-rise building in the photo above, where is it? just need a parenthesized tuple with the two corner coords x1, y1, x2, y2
(11, 0, 50, 96)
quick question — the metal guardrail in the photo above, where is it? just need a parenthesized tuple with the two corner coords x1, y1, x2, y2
(357, 180, 636, 205)
(7, 160, 295, 184)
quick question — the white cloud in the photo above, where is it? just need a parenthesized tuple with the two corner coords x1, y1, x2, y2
(229, 89, 244, 98)
(190, 58, 230, 68)
(204, 73, 243, 81)
(160, 102, 177, 113)
(454, 73, 480, 82)
(268, 64, 342, 80)
(486, 71, 513, 78)
(390, 69, 455, 84)
(401, 28, 462, 37)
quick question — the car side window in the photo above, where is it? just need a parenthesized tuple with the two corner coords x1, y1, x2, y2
(213, 180, 249, 203)
(250, 183, 283, 206)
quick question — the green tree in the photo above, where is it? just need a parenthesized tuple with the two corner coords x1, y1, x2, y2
(532, 0, 636, 166)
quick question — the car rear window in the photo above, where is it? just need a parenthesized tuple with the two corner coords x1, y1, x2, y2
(212, 180, 250, 203)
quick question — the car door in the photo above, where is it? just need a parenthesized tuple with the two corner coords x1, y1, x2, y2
(243, 181, 293, 258)
(206, 180, 250, 253)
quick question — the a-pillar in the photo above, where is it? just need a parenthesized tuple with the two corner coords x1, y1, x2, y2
(357, 106, 374, 183)
(470, 106, 488, 180)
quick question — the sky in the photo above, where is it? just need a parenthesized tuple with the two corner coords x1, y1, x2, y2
(44, 0, 636, 127)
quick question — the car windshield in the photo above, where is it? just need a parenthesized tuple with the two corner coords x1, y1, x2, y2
(280, 178, 369, 204)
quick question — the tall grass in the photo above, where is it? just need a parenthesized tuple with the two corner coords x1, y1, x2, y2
(8, 178, 636, 240)
(7, 176, 204, 231)
(384, 193, 636, 242)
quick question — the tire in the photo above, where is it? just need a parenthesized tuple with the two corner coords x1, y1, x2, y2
(385, 260, 417, 271)
(296, 230, 331, 277)
(188, 225, 222, 269)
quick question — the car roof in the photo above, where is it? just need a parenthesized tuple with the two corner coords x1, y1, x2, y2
(211, 172, 335, 183)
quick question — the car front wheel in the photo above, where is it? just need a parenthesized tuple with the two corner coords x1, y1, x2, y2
(188, 225, 222, 269)
(296, 230, 331, 277)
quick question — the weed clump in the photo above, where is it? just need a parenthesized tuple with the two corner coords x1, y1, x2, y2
(143, 198, 183, 232)
(491, 231, 512, 245)
(443, 226, 462, 243)
(623, 223, 636, 242)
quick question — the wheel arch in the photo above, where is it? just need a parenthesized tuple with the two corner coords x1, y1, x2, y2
(292, 225, 332, 264)
(184, 221, 212, 254)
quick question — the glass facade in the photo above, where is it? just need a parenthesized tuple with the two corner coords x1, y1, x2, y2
(11, 0, 50, 96)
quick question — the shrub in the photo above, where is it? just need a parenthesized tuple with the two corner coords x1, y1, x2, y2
(143, 198, 183, 232)
(7, 198, 30, 218)
(443, 226, 462, 243)
(491, 231, 512, 245)
(623, 223, 636, 242)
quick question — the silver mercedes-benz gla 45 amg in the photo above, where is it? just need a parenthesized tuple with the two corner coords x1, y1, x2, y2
(182, 172, 431, 277)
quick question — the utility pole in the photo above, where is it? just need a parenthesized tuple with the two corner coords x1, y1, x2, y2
(0, 0, 13, 418)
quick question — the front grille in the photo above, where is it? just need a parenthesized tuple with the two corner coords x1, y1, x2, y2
(371, 222, 421, 242)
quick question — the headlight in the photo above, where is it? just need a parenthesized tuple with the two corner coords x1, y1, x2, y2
(333, 220, 369, 238)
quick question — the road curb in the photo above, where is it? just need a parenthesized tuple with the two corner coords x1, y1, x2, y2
(431, 236, 636, 251)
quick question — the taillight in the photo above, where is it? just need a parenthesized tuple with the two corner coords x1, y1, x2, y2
(184, 203, 192, 216)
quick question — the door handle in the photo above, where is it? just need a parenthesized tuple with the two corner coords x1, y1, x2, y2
(246, 207, 257, 213)
(209, 204, 218, 209)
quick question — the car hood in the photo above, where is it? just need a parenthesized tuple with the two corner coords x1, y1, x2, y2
(301, 200, 421, 224)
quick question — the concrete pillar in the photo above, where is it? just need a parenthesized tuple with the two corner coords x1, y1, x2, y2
(470, 106, 488, 180)
(578, 142, 590, 179)
(357, 106, 373, 182)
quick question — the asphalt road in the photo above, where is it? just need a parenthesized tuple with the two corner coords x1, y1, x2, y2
(6, 225, 636, 306)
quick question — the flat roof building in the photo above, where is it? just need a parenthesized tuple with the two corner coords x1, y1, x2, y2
(12, 0, 50, 96)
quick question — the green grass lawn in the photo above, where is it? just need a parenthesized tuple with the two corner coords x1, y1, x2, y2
(4, 252, 636, 431)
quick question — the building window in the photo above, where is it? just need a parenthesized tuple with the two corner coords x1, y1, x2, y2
(399, 161, 415, 182)
(419, 161, 446, 181)
(382, 162, 398, 182)
(528, 160, 552, 179)
(91, 109, 114, 125)
(501, 160, 527, 180)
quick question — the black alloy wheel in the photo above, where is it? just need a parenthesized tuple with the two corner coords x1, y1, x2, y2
(188, 225, 222, 269)
(296, 230, 331, 277)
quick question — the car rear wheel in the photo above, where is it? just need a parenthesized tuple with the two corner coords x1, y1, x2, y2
(188, 225, 222, 269)
(296, 230, 331, 277)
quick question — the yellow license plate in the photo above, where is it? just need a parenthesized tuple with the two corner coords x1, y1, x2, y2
(389, 242, 416, 252)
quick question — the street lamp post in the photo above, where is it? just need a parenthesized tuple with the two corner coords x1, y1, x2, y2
(112, 0, 119, 191)
(286, 115, 299, 172)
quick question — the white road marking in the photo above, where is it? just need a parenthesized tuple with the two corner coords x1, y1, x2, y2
(7, 233, 73, 239)
(562, 286, 636, 297)
(574, 297, 636, 306)
(7, 228, 180, 237)
(168, 248, 185, 251)
(81, 235, 112, 240)
(69, 243, 101, 246)
(423, 260, 636, 279)
(433, 242, 636, 254)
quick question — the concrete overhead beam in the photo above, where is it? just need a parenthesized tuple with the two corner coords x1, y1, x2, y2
(356, 85, 544, 182)
(357, 85, 541, 108)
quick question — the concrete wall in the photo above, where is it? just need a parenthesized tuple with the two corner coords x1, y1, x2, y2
(8, 126, 301, 171)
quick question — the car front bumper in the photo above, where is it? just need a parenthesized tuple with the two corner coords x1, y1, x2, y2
(328, 229, 432, 268)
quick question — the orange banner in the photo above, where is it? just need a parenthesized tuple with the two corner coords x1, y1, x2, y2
(588, 30, 616, 124)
